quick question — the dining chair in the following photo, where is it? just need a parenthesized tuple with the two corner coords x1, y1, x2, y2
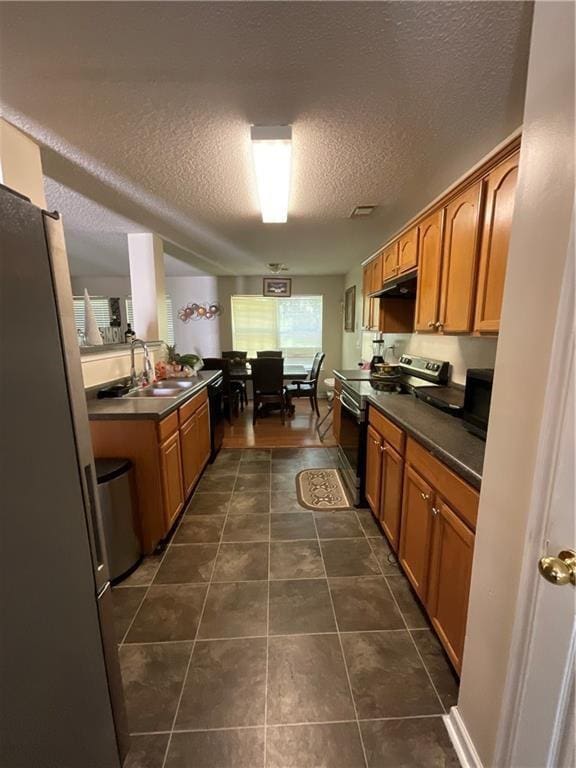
(284, 352, 325, 417)
(249, 357, 288, 425)
(256, 350, 283, 358)
(201, 357, 241, 422)
(221, 351, 248, 406)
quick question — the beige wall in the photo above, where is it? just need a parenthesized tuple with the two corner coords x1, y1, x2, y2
(218, 275, 344, 390)
(341, 264, 364, 369)
(457, 2, 575, 764)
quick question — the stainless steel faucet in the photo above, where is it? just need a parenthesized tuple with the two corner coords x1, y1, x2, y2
(130, 338, 154, 388)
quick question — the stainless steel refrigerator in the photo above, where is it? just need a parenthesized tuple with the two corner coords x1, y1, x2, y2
(0, 184, 128, 767)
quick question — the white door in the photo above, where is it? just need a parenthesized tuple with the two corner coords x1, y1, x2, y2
(496, 219, 575, 767)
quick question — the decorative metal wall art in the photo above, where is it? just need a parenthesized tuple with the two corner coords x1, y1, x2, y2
(178, 302, 222, 323)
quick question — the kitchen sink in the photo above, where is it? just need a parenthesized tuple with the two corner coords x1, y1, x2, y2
(153, 379, 197, 389)
(124, 387, 182, 398)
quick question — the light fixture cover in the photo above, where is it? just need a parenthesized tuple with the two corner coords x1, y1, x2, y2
(251, 125, 292, 223)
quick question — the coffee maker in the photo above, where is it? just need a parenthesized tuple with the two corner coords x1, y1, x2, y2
(370, 337, 386, 372)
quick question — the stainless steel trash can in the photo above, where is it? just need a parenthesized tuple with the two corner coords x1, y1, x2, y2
(95, 458, 141, 582)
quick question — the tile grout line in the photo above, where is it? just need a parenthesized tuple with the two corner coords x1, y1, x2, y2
(364, 528, 448, 715)
(130, 711, 445, 738)
(311, 512, 370, 768)
(160, 457, 241, 768)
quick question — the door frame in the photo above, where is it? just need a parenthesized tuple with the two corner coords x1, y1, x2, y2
(492, 213, 575, 765)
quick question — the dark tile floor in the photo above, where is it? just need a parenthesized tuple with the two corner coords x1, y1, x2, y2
(116, 447, 459, 768)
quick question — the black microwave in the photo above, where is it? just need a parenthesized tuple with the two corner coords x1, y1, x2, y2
(462, 369, 494, 439)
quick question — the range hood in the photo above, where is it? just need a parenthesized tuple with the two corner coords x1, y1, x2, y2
(376, 272, 417, 299)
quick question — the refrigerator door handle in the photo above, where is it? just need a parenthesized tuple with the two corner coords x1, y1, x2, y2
(83, 463, 106, 584)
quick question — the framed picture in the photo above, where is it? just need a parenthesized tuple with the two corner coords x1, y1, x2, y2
(344, 285, 356, 332)
(263, 277, 292, 297)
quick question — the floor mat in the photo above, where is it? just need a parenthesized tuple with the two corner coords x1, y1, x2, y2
(296, 468, 353, 511)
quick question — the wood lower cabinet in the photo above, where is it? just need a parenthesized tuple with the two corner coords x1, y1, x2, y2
(399, 465, 434, 599)
(414, 209, 444, 332)
(379, 443, 404, 551)
(427, 501, 475, 673)
(438, 180, 485, 333)
(160, 430, 184, 529)
(365, 425, 383, 514)
(398, 227, 419, 274)
(90, 386, 211, 553)
(474, 151, 520, 333)
(332, 379, 342, 442)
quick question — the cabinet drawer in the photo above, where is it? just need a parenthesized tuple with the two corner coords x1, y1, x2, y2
(178, 387, 208, 425)
(368, 407, 405, 455)
(157, 412, 179, 443)
(406, 438, 478, 530)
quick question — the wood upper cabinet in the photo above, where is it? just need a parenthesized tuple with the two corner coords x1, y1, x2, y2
(365, 425, 383, 515)
(474, 152, 520, 333)
(371, 254, 383, 292)
(398, 227, 419, 274)
(159, 431, 184, 530)
(427, 500, 475, 673)
(414, 209, 444, 332)
(382, 242, 399, 282)
(438, 180, 485, 333)
(379, 443, 404, 552)
(399, 465, 434, 600)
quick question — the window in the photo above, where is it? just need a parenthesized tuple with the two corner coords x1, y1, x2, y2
(73, 296, 111, 332)
(126, 297, 175, 345)
(231, 295, 322, 360)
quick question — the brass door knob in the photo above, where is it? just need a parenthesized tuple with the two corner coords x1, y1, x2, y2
(538, 549, 576, 586)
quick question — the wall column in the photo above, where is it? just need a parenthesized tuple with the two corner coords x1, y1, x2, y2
(0, 118, 46, 208)
(127, 233, 168, 342)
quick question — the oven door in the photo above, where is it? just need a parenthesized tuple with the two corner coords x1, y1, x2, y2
(337, 389, 366, 505)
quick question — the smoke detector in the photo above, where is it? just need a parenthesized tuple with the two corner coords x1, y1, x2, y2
(350, 205, 376, 218)
(266, 263, 289, 273)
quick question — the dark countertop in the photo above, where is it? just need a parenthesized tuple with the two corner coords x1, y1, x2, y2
(343, 380, 485, 489)
(87, 371, 220, 422)
(334, 369, 373, 381)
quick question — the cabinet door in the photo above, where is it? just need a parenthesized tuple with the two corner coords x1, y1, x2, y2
(398, 227, 419, 274)
(365, 425, 383, 516)
(332, 392, 342, 443)
(196, 402, 211, 472)
(379, 442, 404, 552)
(371, 254, 383, 292)
(369, 296, 380, 330)
(382, 243, 398, 281)
(474, 152, 519, 333)
(362, 266, 372, 328)
(399, 465, 434, 599)
(180, 413, 199, 497)
(438, 180, 485, 333)
(414, 209, 444, 332)
(427, 501, 475, 673)
(160, 431, 184, 529)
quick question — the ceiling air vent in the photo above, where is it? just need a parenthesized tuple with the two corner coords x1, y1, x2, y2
(266, 263, 289, 273)
(350, 205, 376, 218)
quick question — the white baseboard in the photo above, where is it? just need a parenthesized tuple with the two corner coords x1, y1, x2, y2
(444, 707, 484, 768)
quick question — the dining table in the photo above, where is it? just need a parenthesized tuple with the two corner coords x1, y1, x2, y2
(228, 363, 309, 381)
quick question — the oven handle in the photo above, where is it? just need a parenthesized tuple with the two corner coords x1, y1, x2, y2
(340, 390, 363, 419)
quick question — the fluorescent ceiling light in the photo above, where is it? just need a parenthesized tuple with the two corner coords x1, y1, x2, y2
(251, 125, 292, 223)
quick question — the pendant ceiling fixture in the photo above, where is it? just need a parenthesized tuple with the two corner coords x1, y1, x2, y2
(250, 125, 292, 223)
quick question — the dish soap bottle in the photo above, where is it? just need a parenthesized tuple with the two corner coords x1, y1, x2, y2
(124, 323, 136, 343)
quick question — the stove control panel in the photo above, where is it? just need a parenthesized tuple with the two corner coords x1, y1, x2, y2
(399, 355, 449, 384)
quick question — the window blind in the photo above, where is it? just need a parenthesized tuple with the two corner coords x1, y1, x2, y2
(125, 297, 175, 344)
(231, 295, 322, 358)
(73, 297, 112, 332)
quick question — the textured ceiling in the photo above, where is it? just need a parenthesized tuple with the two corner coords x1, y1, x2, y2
(0, 1, 533, 276)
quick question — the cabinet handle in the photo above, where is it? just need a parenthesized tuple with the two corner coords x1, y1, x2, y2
(435, 322, 444, 330)
(432, 506, 439, 516)
(380, 445, 387, 453)
(420, 492, 430, 501)
(427, 321, 435, 328)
